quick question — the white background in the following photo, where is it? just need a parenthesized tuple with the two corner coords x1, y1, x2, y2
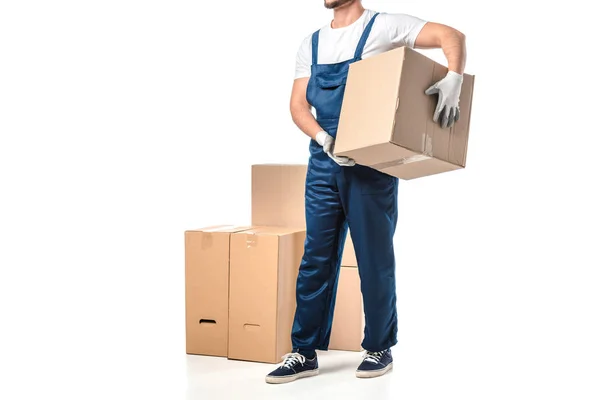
(1, 1, 598, 399)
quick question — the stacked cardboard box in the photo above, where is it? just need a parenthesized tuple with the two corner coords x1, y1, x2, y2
(330, 263, 364, 351)
(184, 164, 366, 364)
(185, 166, 366, 365)
(252, 164, 365, 352)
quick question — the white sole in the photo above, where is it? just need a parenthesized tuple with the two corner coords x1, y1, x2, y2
(265, 369, 319, 384)
(355, 363, 393, 379)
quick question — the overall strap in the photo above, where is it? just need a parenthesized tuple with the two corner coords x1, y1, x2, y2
(311, 30, 320, 65)
(353, 12, 380, 60)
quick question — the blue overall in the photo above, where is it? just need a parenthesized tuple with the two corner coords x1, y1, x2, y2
(291, 13, 400, 353)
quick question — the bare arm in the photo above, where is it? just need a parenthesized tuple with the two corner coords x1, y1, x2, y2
(414, 22, 466, 74)
(290, 77, 323, 140)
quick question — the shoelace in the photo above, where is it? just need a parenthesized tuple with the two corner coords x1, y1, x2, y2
(363, 350, 385, 364)
(280, 353, 306, 369)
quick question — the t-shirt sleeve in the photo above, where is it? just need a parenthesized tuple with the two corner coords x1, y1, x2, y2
(294, 35, 312, 80)
(382, 13, 428, 49)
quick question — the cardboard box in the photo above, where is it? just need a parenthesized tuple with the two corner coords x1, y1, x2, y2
(251, 164, 307, 229)
(184, 225, 250, 357)
(228, 227, 306, 363)
(335, 46, 475, 180)
(341, 231, 357, 267)
(251, 163, 358, 266)
(329, 266, 364, 351)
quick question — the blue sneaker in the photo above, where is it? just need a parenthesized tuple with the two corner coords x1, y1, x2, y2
(356, 349, 393, 378)
(265, 352, 319, 384)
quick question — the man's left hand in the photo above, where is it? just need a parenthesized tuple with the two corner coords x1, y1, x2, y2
(327, 151, 356, 167)
(425, 71, 463, 129)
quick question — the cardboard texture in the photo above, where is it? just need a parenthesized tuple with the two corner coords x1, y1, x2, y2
(329, 267, 365, 351)
(252, 164, 308, 229)
(228, 227, 306, 363)
(185, 225, 251, 357)
(335, 46, 475, 180)
(251, 163, 358, 267)
(341, 231, 358, 268)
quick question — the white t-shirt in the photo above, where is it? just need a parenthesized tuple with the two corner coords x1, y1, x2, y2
(295, 9, 427, 79)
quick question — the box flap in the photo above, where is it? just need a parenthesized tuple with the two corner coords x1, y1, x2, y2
(235, 226, 306, 237)
(187, 225, 253, 234)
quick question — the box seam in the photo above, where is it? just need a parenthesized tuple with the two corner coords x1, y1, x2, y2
(226, 232, 232, 356)
(274, 235, 281, 360)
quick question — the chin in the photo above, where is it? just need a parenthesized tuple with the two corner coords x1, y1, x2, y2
(324, 0, 356, 10)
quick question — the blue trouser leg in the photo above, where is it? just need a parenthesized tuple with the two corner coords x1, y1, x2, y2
(341, 165, 400, 352)
(291, 154, 347, 351)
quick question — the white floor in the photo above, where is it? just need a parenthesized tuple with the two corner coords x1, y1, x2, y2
(186, 350, 398, 399)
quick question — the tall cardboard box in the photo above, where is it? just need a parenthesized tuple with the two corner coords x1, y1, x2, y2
(228, 227, 306, 363)
(335, 46, 475, 180)
(185, 225, 250, 357)
(251, 163, 358, 266)
(329, 266, 364, 351)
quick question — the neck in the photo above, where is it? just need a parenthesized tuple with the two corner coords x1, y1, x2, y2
(331, 1, 365, 29)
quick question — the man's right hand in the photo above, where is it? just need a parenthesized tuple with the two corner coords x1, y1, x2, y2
(290, 79, 353, 166)
(315, 131, 356, 167)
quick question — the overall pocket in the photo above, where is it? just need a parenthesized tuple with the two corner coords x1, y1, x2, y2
(315, 71, 347, 90)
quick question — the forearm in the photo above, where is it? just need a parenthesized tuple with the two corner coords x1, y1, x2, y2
(441, 29, 467, 74)
(290, 105, 324, 141)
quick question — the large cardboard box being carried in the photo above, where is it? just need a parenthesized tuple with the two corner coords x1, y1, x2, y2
(184, 225, 250, 357)
(335, 46, 475, 180)
(228, 226, 306, 363)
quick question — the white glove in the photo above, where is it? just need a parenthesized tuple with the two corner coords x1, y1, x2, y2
(425, 71, 463, 129)
(315, 131, 334, 153)
(315, 131, 356, 167)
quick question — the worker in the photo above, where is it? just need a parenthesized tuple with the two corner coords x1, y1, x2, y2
(266, 0, 467, 384)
